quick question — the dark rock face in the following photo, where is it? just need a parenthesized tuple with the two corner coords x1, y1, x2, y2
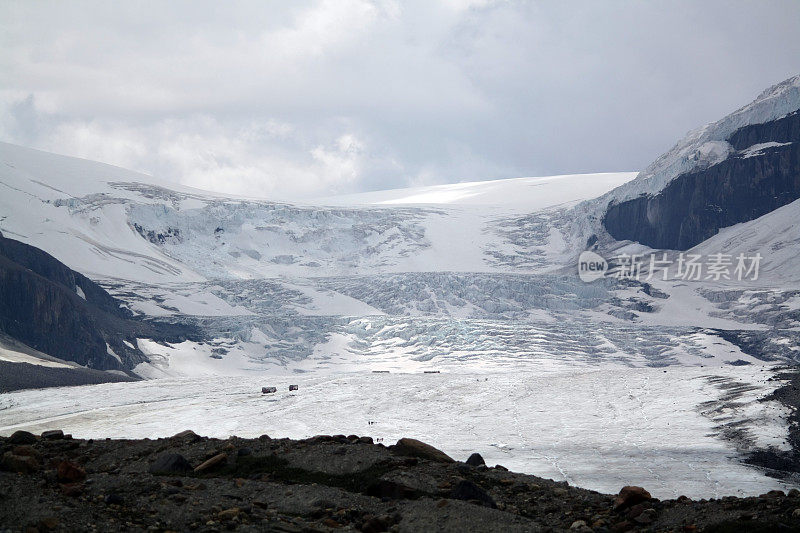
(603, 111, 800, 250)
(0, 232, 200, 372)
(466, 452, 486, 467)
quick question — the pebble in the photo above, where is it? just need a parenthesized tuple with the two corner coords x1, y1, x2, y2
(194, 453, 227, 473)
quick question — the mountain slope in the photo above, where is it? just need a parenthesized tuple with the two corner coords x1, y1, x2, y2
(583, 74, 800, 251)
(0, 231, 197, 374)
(603, 110, 800, 249)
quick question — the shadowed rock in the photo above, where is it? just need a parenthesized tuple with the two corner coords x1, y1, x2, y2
(56, 461, 86, 483)
(149, 453, 193, 475)
(392, 438, 454, 463)
(466, 452, 486, 467)
(7, 430, 36, 445)
(451, 480, 496, 508)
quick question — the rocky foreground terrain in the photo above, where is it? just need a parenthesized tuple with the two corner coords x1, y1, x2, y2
(2, 431, 800, 532)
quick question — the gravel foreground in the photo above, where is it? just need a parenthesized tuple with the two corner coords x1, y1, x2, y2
(2, 431, 800, 532)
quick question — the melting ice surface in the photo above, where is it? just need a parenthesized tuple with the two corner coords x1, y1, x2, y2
(0, 364, 790, 499)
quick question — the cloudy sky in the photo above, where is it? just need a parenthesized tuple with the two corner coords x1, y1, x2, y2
(1, 1, 799, 199)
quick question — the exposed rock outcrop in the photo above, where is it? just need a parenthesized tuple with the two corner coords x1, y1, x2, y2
(0, 232, 199, 374)
(603, 111, 799, 250)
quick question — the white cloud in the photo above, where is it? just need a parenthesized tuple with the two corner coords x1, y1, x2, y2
(0, 0, 799, 197)
(24, 115, 371, 198)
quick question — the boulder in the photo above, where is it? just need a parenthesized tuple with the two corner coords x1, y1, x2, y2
(149, 453, 193, 475)
(8, 430, 36, 445)
(465, 452, 486, 467)
(392, 438, 454, 463)
(41, 429, 64, 440)
(614, 486, 652, 511)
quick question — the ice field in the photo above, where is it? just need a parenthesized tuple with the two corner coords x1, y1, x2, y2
(0, 364, 791, 499)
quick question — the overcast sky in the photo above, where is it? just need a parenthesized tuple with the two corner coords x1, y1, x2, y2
(1, 1, 799, 199)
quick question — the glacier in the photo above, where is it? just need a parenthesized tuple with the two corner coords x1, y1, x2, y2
(1, 126, 799, 499)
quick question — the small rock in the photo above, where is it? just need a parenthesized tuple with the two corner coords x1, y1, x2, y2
(633, 508, 657, 525)
(59, 483, 83, 497)
(360, 516, 388, 533)
(38, 517, 59, 531)
(789, 488, 800, 498)
(465, 453, 486, 467)
(12, 446, 41, 460)
(237, 447, 253, 457)
(358, 436, 374, 444)
(8, 430, 36, 445)
(1, 452, 39, 473)
(614, 486, 651, 511)
(194, 453, 227, 473)
(217, 508, 240, 520)
(41, 430, 64, 440)
(311, 498, 335, 509)
(171, 430, 201, 443)
(56, 460, 86, 483)
(322, 518, 341, 528)
(149, 453, 193, 475)
(391, 438, 454, 463)
(450, 480, 496, 508)
(570, 520, 592, 532)
(792, 508, 800, 518)
(366, 480, 416, 500)
(105, 493, 124, 505)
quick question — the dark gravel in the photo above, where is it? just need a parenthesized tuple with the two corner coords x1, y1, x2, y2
(2, 431, 800, 532)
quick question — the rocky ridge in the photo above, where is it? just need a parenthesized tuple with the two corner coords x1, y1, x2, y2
(2, 431, 800, 532)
